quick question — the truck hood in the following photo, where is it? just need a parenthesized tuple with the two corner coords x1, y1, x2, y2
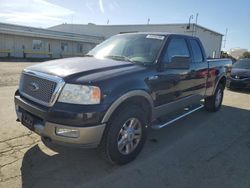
(26, 57, 140, 81)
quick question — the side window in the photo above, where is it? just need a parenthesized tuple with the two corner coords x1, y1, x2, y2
(190, 39, 203, 62)
(163, 38, 190, 63)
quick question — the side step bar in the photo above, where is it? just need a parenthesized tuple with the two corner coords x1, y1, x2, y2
(151, 104, 204, 130)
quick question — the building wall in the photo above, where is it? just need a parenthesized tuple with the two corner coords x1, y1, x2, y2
(50, 24, 223, 58)
(0, 33, 97, 58)
(195, 27, 222, 58)
(0, 23, 222, 59)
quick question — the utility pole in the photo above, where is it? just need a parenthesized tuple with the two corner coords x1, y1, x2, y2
(195, 13, 199, 25)
(223, 28, 228, 49)
(147, 18, 150, 25)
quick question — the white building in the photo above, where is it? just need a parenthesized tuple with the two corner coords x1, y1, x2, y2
(0, 22, 103, 59)
(49, 23, 223, 58)
(0, 22, 223, 59)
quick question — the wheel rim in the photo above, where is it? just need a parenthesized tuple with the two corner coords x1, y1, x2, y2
(215, 88, 222, 107)
(117, 118, 142, 155)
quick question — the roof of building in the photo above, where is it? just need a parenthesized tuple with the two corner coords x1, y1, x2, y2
(0, 22, 104, 43)
(49, 23, 223, 36)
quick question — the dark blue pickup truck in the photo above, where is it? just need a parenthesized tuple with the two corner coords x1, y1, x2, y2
(15, 33, 232, 164)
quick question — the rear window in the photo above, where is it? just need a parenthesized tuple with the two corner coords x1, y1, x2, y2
(233, 59, 250, 69)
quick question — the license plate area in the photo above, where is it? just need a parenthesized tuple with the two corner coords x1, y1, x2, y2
(21, 111, 34, 131)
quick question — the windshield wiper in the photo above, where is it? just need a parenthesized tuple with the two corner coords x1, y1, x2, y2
(104, 55, 135, 63)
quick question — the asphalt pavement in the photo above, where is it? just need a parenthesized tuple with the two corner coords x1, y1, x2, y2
(0, 62, 250, 188)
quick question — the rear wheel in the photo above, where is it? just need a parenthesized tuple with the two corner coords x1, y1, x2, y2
(205, 83, 224, 112)
(99, 104, 147, 165)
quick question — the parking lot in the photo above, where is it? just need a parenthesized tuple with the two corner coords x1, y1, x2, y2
(0, 62, 250, 188)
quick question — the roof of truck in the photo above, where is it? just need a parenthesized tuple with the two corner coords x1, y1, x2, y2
(118, 32, 200, 39)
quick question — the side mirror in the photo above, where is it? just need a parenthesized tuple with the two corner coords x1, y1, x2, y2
(166, 56, 191, 69)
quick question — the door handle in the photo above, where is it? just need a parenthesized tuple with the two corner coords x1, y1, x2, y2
(148, 75, 159, 81)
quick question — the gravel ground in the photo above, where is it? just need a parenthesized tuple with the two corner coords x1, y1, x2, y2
(0, 62, 250, 188)
(0, 62, 37, 87)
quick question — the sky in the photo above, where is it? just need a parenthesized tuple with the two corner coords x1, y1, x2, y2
(0, 0, 249, 51)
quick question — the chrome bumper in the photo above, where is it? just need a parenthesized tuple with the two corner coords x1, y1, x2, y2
(16, 108, 106, 148)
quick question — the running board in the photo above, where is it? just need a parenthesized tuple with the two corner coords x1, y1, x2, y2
(151, 104, 204, 130)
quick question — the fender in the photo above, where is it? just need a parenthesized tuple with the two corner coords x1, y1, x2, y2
(101, 90, 154, 123)
(212, 73, 226, 95)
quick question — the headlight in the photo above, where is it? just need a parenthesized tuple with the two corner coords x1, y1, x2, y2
(58, 84, 101, 104)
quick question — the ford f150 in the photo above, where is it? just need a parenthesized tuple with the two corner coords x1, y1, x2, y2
(15, 33, 232, 164)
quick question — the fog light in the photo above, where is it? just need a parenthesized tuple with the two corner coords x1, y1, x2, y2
(55, 127, 80, 138)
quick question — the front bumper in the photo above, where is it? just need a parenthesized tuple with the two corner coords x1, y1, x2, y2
(15, 92, 107, 148)
(227, 77, 250, 89)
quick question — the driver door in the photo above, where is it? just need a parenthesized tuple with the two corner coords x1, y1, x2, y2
(148, 36, 198, 117)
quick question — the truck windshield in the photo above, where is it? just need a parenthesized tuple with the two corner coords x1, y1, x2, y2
(87, 34, 165, 65)
(233, 59, 250, 69)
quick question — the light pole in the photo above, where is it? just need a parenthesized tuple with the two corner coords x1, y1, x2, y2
(194, 13, 199, 36)
(187, 14, 193, 30)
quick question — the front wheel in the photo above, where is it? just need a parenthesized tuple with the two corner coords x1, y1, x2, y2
(99, 104, 147, 165)
(204, 83, 224, 112)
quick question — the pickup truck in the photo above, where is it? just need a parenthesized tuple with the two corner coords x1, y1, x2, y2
(15, 33, 232, 164)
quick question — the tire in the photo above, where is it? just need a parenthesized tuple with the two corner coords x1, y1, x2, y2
(99, 104, 147, 165)
(204, 83, 224, 112)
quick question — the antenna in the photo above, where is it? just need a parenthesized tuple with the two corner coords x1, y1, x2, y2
(223, 28, 228, 49)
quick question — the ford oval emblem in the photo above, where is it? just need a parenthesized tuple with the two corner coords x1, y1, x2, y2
(28, 82, 39, 92)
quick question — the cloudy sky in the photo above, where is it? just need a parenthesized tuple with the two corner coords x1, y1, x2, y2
(0, 0, 249, 51)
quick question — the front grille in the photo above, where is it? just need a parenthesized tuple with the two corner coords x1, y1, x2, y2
(19, 71, 65, 106)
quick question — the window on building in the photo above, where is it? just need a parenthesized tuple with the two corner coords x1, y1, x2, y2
(61, 42, 68, 52)
(163, 38, 190, 63)
(32, 40, 43, 50)
(212, 51, 216, 58)
(48, 43, 51, 52)
(190, 39, 204, 62)
(77, 43, 83, 53)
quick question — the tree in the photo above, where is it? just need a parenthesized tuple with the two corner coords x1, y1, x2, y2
(241, 51, 250, 59)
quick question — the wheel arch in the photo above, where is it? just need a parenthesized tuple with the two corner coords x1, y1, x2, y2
(101, 90, 154, 124)
(213, 74, 227, 95)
